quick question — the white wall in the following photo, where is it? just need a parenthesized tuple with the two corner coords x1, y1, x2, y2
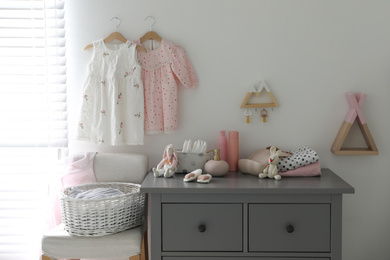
(66, 0, 390, 259)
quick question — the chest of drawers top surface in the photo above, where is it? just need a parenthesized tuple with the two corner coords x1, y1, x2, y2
(140, 168, 354, 194)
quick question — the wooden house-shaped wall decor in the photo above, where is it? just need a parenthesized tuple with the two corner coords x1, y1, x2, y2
(331, 92, 378, 155)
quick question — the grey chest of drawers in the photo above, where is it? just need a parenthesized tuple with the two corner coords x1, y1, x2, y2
(140, 168, 354, 260)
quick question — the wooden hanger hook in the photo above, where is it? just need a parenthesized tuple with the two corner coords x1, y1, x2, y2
(111, 17, 121, 32)
(145, 16, 155, 31)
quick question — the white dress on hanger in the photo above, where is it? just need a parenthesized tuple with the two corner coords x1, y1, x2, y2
(77, 40, 144, 145)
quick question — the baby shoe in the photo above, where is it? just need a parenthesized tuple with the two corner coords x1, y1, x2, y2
(183, 169, 202, 182)
(197, 174, 212, 184)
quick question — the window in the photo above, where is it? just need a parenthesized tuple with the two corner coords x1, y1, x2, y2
(0, 1, 66, 259)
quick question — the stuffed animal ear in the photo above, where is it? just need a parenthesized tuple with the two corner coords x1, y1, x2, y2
(269, 146, 277, 155)
(265, 146, 292, 158)
(276, 150, 283, 156)
(278, 150, 293, 158)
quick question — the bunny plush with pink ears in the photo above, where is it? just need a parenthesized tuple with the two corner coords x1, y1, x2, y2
(259, 146, 282, 180)
(153, 144, 178, 178)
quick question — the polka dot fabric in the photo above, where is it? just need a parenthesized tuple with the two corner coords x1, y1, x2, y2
(134, 39, 198, 134)
(277, 146, 319, 172)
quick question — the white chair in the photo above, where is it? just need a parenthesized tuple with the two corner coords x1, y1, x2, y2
(41, 153, 149, 260)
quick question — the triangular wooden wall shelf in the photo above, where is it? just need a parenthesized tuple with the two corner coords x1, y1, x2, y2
(240, 82, 279, 108)
(331, 92, 378, 155)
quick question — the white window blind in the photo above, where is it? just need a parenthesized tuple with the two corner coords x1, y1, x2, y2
(0, 1, 66, 259)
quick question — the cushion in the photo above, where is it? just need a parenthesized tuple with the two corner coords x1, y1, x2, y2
(238, 148, 292, 175)
(41, 224, 143, 259)
(93, 153, 149, 184)
(61, 152, 97, 188)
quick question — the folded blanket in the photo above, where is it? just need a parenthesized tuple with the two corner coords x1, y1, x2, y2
(277, 146, 319, 172)
(279, 161, 321, 177)
(68, 187, 124, 200)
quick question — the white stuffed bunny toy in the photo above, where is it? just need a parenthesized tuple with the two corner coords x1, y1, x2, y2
(259, 146, 282, 180)
(153, 144, 178, 178)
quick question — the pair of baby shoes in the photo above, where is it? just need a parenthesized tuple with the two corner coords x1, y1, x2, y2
(183, 169, 212, 184)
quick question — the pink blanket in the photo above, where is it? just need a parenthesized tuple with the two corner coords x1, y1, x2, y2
(279, 161, 321, 177)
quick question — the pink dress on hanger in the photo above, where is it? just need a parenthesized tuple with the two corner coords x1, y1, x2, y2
(134, 39, 198, 134)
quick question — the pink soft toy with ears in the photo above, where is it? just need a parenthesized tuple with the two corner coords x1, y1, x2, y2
(153, 144, 178, 178)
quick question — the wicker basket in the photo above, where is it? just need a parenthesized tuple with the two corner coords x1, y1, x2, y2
(60, 182, 145, 236)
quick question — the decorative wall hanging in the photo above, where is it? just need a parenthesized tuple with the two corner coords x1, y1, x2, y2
(260, 109, 268, 123)
(240, 81, 279, 108)
(244, 109, 252, 124)
(331, 92, 378, 155)
(240, 80, 279, 123)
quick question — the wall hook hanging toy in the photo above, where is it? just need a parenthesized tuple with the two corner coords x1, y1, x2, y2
(260, 109, 268, 123)
(331, 92, 378, 155)
(244, 109, 252, 123)
(240, 80, 279, 123)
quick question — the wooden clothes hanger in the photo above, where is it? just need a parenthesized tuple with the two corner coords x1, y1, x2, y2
(140, 30, 162, 43)
(139, 16, 162, 49)
(84, 17, 146, 53)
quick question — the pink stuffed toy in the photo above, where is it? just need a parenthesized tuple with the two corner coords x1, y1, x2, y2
(153, 144, 178, 178)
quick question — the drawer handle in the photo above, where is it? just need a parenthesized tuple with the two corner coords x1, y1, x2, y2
(198, 224, 206, 233)
(285, 224, 295, 233)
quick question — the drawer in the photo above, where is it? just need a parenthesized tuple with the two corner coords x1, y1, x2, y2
(162, 256, 330, 260)
(248, 204, 330, 252)
(162, 203, 243, 251)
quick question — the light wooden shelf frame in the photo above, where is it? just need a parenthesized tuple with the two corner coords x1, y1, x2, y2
(240, 82, 279, 108)
(331, 92, 378, 155)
